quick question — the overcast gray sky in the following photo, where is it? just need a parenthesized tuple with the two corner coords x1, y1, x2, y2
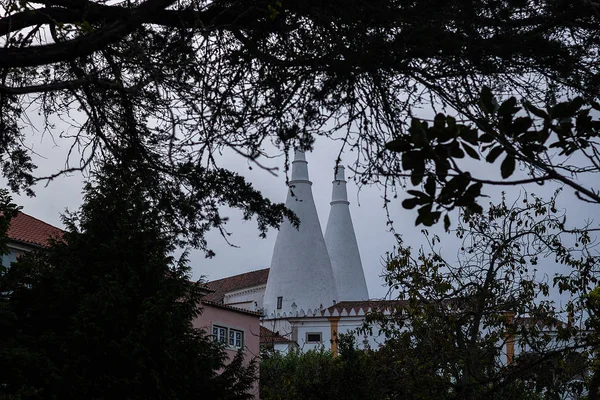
(7, 134, 411, 298)
(5, 117, 600, 300)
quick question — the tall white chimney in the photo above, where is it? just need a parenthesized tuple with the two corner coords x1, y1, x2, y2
(324, 165, 369, 301)
(263, 150, 338, 316)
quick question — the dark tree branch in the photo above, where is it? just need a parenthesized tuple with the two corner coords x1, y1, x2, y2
(0, 0, 176, 68)
(0, 77, 128, 94)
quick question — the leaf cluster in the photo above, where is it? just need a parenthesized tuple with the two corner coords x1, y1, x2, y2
(386, 115, 484, 227)
(386, 87, 600, 228)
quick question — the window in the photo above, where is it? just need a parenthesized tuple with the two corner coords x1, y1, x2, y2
(1, 251, 18, 269)
(306, 332, 322, 343)
(229, 329, 244, 349)
(212, 325, 227, 344)
(213, 325, 244, 349)
(277, 296, 283, 309)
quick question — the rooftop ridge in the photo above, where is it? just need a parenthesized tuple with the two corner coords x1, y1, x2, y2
(206, 267, 269, 285)
(201, 300, 263, 316)
(259, 326, 295, 344)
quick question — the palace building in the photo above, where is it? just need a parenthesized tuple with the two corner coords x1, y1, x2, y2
(204, 150, 392, 353)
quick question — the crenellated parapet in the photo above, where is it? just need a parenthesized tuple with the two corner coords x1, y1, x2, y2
(265, 308, 367, 319)
(264, 299, 406, 319)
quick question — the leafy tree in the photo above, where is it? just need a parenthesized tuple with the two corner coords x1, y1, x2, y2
(335, 334, 386, 400)
(0, 163, 257, 400)
(367, 191, 598, 399)
(1, 0, 600, 247)
(260, 334, 383, 400)
(260, 348, 339, 400)
(385, 89, 600, 227)
(580, 286, 600, 398)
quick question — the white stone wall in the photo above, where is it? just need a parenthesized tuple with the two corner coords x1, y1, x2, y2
(294, 319, 333, 352)
(262, 308, 389, 354)
(273, 342, 296, 354)
(223, 285, 266, 311)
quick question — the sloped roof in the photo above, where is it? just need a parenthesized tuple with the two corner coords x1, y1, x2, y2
(7, 211, 63, 247)
(203, 268, 269, 303)
(201, 300, 263, 317)
(260, 326, 294, 344)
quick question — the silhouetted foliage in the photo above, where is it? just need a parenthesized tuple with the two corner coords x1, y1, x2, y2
(1, 0, 599, 241)
(0, 163, 257, 400)
(386, 90, 600, 227)
(367, 192, 597, 399)
(260, 334, 383, 400)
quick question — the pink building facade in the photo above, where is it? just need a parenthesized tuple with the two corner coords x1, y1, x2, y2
(194, 301, 261, 399)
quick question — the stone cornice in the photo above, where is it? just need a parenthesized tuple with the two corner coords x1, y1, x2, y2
(224, 284, 266, 300)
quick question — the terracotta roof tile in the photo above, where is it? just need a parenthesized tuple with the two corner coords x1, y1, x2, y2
(7, 212, 63, 247)
(204, 268, 269, 303)
(260, 326, 294, 344)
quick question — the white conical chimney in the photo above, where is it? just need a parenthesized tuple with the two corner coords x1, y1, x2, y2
(263, 150, 338, 316)
(324, 165, 369, 301)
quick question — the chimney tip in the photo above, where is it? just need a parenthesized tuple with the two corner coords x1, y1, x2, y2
(294, 149, 306, 162)
(334, 165, 345, 181)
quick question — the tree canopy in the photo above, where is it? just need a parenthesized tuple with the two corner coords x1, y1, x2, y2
(1, 0, 599, 241)
(367, 192, 597, 399)
(0, 163, 257, 399)
(4, 2, 600, 397)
